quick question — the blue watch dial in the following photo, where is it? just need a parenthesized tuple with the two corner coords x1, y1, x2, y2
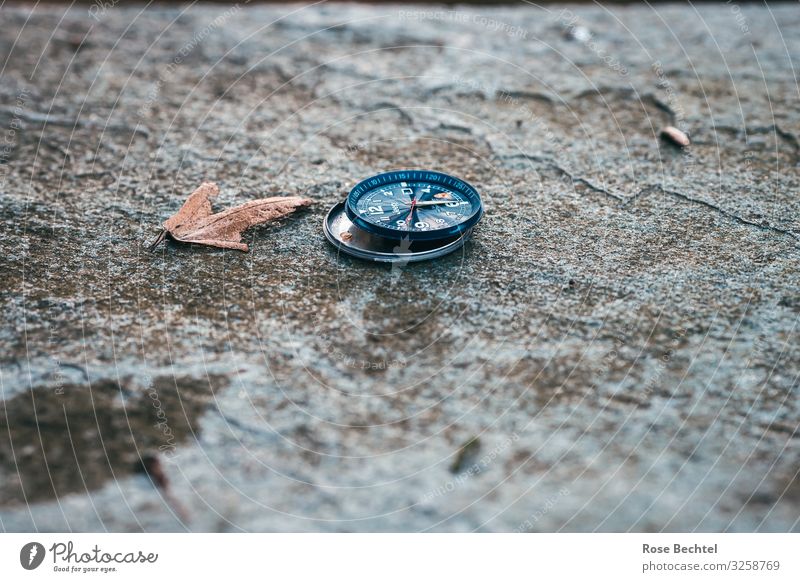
(345, 170, 483, 241)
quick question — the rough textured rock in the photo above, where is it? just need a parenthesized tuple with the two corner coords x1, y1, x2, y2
(1, 3, 798, 532)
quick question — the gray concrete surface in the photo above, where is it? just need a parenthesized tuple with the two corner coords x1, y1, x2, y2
(0, 2, 799, 532)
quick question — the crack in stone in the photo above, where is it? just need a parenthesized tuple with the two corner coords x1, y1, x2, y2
(715, 124, 800, 157)
(366, 102, 414, 125)
(498, 152, 623, 201)
(632, 184, 799, 242)
(0, 106, 150, 138)
(437, 123, 473, 134)
(496, 89, 556, 105)
(570, 87, 678, 123)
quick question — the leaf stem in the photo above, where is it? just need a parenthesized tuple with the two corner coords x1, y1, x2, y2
(148, 229, 167, 252)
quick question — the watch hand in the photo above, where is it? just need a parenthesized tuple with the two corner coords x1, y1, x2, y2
(413, 200, 461, 207)
(404, 196, 418, 227)
(385, 209, 410, 222)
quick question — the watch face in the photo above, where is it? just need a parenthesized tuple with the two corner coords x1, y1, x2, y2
(345, 170, 483, 241)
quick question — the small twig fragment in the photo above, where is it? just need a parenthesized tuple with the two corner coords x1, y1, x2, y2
(661, 126, 690, 148)
(140, 453, 169, 490)
(139, 453, 190, 523)
(450, 436, 482, 474)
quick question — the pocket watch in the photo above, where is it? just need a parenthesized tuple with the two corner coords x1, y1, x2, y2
(324, 170, 484, 263)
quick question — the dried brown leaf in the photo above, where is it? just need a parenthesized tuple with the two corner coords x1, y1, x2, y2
(149, 182, 311, 252)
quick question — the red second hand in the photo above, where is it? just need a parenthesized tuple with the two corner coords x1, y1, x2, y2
(405, 196, 417, 228)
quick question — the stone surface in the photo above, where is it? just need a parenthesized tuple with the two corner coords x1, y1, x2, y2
(1, 3, 799, 532)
